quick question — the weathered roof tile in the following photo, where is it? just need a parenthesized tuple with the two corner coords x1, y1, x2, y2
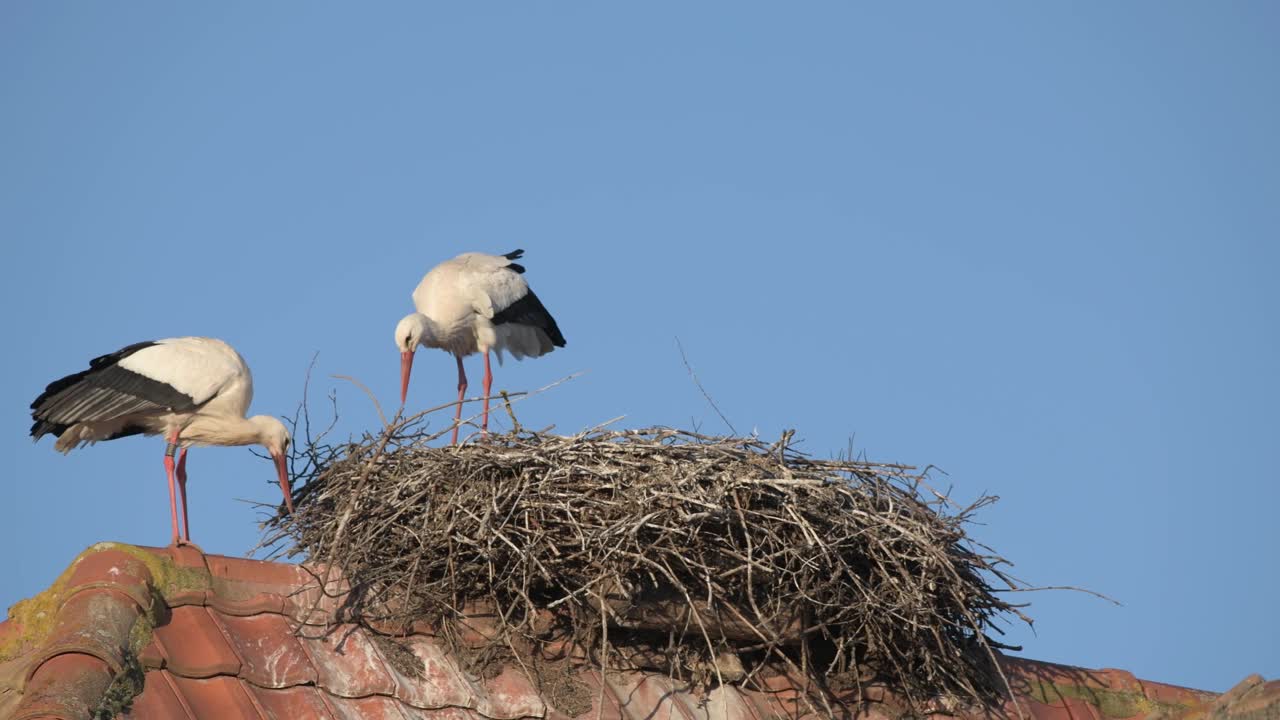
(13, 653, 112, 720)
(323, 694, 415, 720)
(60, 548, 155, 613)
(609, 672, 703, 720)
(152, 606, 241, 678)
(215, 611, 315, 689)
(0, 542, 1265, 720)
(166, 674, 261, 718)
(31, 589, 138, 680)
(137, 637, 166, 671)
(303, 622, 399, 699)
(573, 669, 632, 720)
(388, 635, 476, 711)
(242, 683, 333, 720)
(474, 664, 546, 719)
(121, 671, 192, 719)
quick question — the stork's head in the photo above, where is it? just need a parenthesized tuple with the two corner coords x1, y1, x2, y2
(249, 415, 294, 514)
(395, 313, 432, 404)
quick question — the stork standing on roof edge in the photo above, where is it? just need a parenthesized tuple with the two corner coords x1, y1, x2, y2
(396, 249, 567, 445)
(29, 337, 293, 544)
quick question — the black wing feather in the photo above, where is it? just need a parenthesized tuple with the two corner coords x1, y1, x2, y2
(30, 341, 198, 440)
(491, 289, 567, 347)
(30, 341, 157, 411)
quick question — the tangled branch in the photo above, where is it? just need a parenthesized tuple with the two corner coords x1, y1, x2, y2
(263, 406, 1034, 712)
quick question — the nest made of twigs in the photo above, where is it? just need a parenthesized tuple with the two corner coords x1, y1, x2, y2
(263, 420, 1032, 712)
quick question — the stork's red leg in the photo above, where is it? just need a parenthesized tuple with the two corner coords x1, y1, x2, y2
(482, 351, 493, 435)
(176, 448, 190, 542)
(163, 431, 181, 545)
(452, 355, 468, 445)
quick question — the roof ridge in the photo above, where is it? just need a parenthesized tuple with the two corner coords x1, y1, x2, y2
(3, 543, 161, 719)
(1, 542, 1269, 720)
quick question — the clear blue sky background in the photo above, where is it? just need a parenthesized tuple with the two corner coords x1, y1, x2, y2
(2, 2, 1276, 693)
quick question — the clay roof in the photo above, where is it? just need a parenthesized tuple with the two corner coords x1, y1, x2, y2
(0, 542, 1272, 720)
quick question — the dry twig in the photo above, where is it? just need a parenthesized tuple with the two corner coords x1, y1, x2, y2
(262, 406, 1035, 712)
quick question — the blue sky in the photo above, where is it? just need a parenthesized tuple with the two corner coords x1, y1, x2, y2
(2, 2, 1276, 693)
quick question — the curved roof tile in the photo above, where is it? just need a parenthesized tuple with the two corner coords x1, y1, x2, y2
(0, 542, 1266, 720)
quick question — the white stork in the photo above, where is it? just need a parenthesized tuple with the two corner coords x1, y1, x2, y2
(395, 249, 566, 444)
(29, 336, 293, 544)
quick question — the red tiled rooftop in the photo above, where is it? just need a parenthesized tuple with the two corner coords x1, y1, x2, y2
(0, 542, 1272, 720)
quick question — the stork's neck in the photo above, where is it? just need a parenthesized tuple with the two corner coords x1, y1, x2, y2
(181, 415, 267, 447)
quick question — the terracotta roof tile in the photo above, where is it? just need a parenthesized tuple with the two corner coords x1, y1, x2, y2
(152, 605, 242, 678)
(322, 694, 414, 720)
(32, 589, 137, 679)
(120, 671, 191, 719)
(1212, 674, 1280, 720)
(553, 669, 625, 720)
(303, 622, 399, 699)
(215, 611, 315, 688)
(390, 635, 489, 712)
(136, 637, 165, 671)
(60, 548, 154, 612)
(608, 672, 702, 719)
(12, 653, 113, 720)
(1021, 702, 1075, 720)
(0, 541, 1268, 720)
(473, 665, 546, 719)
(700, 686, 764, 720)
(155, 544, 212, 608)
(242, 684, 332, 720)
(166, 674, 261, 718)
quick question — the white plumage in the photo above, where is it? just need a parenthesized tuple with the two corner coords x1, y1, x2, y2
(396, 249, 566, 444)
(43, 338, 252, 450)
(30, 336, 293, 544)
(120, 339, 253, 415)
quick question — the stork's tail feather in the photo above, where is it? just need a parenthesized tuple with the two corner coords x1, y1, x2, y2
(503, 248, 527, 274)
(33, 420, 146, 451)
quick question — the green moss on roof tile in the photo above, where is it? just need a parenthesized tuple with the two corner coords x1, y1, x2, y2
(0, 542, 206, 663)
(102, 543, 211, 598)
(1025, 678, 1191, 719)
(1, 546, 92, 661)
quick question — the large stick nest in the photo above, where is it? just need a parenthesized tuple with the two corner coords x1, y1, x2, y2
(264, 416, 1031, 711)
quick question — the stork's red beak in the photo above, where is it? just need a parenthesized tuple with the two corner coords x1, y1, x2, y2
(274, 453, 294, 514)
(400, 350, 414, 405)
